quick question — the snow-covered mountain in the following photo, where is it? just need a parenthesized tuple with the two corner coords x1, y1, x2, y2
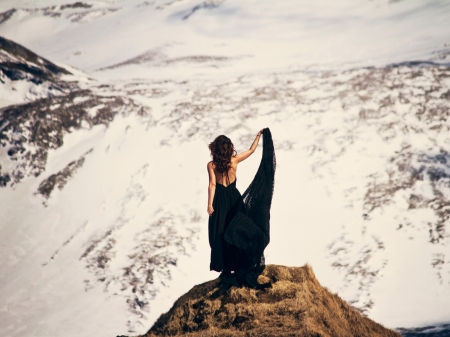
(0, 1, 449, 336)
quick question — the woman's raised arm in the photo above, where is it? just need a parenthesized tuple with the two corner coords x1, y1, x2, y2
(235, 129, 264, 163)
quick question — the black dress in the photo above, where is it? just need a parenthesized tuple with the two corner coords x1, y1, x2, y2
(208, 128, 276, 287)
(208, 177, 243, 272)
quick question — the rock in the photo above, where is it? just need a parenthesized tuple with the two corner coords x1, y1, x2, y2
(139, 264, 401, 337)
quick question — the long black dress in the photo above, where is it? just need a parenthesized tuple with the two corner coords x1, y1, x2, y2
(208, 128, 276, 287)
(208, 178, 243, 272)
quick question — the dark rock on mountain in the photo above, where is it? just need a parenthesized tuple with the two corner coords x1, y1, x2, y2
(0, 89, 137, 186)
(60, 2, 93, 10)
(398, 324, 450, 337)
(0, 36, 149, 188)
(36, 148, 92, 203)
(0, 36, 71, 86)
(0, 9, 16, 24)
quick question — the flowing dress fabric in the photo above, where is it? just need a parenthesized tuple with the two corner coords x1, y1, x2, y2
(208, 179, 244, 272)
(224, 128, 276, 279)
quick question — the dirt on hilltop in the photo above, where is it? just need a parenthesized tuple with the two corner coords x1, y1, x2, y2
(138, 264, 401, 337)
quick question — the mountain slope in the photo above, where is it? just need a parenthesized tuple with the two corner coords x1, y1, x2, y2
(0, 35, 74, 108)
(0, 35, 70, 82)
(1, 1, 450, 336)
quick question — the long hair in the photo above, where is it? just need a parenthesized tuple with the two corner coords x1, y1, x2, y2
(208, 135, 237, 174)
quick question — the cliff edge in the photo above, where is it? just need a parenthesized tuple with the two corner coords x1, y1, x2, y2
(140, 264, 400, 337)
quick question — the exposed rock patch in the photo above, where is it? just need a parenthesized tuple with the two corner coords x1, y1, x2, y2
(0, 36, 72, 93)
(0, 89, 146, 186)
(181, 0, 226, 20)
(398, 323, 450, 337)
(35, 148, 93, 203)
(0, 3, 120, 25)
(80, 202, 201, 330)
(98, 49, 231, 71)
(0, 9, 16, 24)
(60, 2, 93, 10)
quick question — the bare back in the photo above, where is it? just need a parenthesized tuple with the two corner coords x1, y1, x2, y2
(211, 156, 238, 187)
(207, 130, 263, 216)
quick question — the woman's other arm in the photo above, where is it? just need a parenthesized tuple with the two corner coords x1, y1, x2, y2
(235, 129, 264, 163)
(207, 161, 216, 215)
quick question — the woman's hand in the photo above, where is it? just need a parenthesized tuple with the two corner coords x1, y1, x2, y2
(235, 128, 267, 163)
(207, 204, 214, 216)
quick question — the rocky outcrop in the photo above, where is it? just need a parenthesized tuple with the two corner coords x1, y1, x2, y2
(0, 36, 71, 85)
(0, 37, 149, 188)
(140, 264, 400, 337)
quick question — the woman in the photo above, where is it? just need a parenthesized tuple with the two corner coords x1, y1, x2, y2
(207, 128, 275, 287)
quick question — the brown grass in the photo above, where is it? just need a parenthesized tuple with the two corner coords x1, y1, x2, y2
(141, 264, 400, 337)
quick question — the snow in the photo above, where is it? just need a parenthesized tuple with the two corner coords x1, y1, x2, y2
(1, 0, 450, 336)
(1, 0, 450, 74)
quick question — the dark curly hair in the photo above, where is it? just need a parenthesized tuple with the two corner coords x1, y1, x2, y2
(208, 135, 237, 174)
